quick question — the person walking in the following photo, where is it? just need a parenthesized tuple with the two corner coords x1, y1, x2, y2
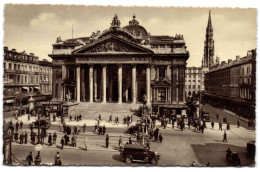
(26, 152, 33, 165)
(72, 134, 77, 147)
(48, 133, 53, 146)
(226, 122, 230, 131)
(219, 121, 222, 131)
(223, 131, 227, 142)
(61, 137, 65, 149)
(159, 133, 163, 143)
(109, 115, 112, 123)
(129, 137, 132, 144)
(20, 132, 24, 144)
(102, 125, 106, 135)
(216, 113, 219, 120)
(16, 121, 19, 131)
(119, 136, 123, 149)
(20, 120, 23, 130)
(24, 131, 28, 144)
(54, 152, 60, 165)
(83, 123, 86, 133)
(28, 113, 31, 121)
(237, 120, 240, 128)
(84, 137, 88, 151)
(106, 134, 109, 148)
(211, 121, 214, 129)
(53, 132, 57, 144)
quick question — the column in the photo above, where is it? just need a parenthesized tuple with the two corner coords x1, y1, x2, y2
(89, 65, 93, 102)
(176, 67, 179, 103)
(156, 66, 159, 80)
(132, 65, 137, 103)
(102, 65, 107, 103)
(118, 64, 122, 103)
(81, 67, 86, 101)
(146, 65, 151, 105)
(109, 79, 113, 102)
(94, 68, 97, 101)
(76, 65, 80, 102)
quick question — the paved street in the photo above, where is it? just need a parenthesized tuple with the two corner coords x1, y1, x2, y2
(8, 103, 255, 166)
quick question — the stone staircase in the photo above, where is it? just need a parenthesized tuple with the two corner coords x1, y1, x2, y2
(68, 102, 142, 120)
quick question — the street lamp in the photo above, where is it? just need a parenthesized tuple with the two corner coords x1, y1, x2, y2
(142, 122, 145, 146)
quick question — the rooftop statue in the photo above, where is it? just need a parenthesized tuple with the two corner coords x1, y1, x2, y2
(111, 14, 121, 27)
(56, 36, 63, 43)
(174, 34, 184, 40)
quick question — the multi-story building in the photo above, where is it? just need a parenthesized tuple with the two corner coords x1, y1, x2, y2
(3, 47, 52, 107)
(204, 49, 256, 120)
(185, 67, 202, 97)
(38, 59, 53, 95)
(49, 14, 190, 115)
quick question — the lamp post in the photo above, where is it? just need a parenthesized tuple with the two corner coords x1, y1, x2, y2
(142, 122, 145, 146)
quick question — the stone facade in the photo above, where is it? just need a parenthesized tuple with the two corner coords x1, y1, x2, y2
(49, 15, 189, 115)
(185, 67, 202, 97)
(204, 49, 256, 120)
(3, 47, 52, 106)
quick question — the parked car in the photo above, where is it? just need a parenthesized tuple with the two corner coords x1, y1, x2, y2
(127, 123, 142, 135)
(32, 118, 51, 129)
(247, 141, 255, 158)
(120, 143, 160, 165)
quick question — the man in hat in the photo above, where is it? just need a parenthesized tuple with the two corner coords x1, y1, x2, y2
(106, 134, 109, 148)
(26, 152, 33, 165)
(48, 133, 53, 146)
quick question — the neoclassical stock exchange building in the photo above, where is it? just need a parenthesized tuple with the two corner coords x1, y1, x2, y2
(49, 15, 189, 115)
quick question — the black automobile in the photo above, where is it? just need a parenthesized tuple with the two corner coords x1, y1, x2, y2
(127, 123, 142, 135)
(120, 143, 160, 165)
(32, 119, 51, 129)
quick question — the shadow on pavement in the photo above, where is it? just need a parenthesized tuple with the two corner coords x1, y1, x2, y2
(191, 143, 255, 167)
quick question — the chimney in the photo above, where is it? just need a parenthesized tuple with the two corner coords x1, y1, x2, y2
(221, 61, 226, 66)
(12, 49, 16, 52)
(228, 59, 232, 64)
(4, 46, 8, 51)
(30, 53, 34, 56)
(236, 55, 240, 62)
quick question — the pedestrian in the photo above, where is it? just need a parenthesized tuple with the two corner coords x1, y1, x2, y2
(59, 123, 63, 132)
(54, 152, 60, 164)
(216, 113, 219, 120)
(61, 137, 65, 149)
(74, 126, 77, 134)
(219, 121, 222, 131)
(129, 137, 132, 144)
(211, 121, 214, 129)
(223, 131, 227, 142)
(172, 119, 175, 129)
(53, 113, 56, 122)
(69, 115, 72, 122)
(24, 131, 28, 144)
(53, 132, 57, 144)
(28, 113, 31, 121)
(102, 125, 106, 135)
(237, 120, 240, 128)
(106, 134, 109, 148)
(83, 123, 86, 133)
(159, 133, 163, 143)
(84, 137, 88, 151)
(99, 114, 102, 121)
(119, 136, 123, 149)
(48, 133, 52, 146)
(31, 132, 36, 144)
(72, 134, 77, 147)
(16, 121, 19, 131)
(146, 142, 150, 150)
(41, 129, 45, 145)
(226, 122, 230, 130)
(26, 152, 33, 165)
(20, 132, 24, 144)
(200, 125, 205, 133)
(109, 115, 112, 123)
(34, 154, 41, 166)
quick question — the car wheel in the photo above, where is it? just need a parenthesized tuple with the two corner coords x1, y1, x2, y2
(151, 158, 158, 165)
(144, 156, 150, 163)
(125, 157, 132, 164)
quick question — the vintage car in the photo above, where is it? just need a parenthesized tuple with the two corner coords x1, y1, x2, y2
(31, 118, 51, 129)
(120, 143, 160, 165)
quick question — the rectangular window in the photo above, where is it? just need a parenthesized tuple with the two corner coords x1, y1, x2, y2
(188, 85, 191, 89)
(158, 88, 166, 101)
(193, 85, 195, 89)
(159, 67, 166, 79)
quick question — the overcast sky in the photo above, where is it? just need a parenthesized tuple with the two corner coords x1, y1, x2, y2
(4, 5, 256, 67)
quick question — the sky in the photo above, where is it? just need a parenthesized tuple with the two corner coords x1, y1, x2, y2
(3, 5, 257, 67)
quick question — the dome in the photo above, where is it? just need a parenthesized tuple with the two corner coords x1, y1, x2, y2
(122, 14, 148, 37)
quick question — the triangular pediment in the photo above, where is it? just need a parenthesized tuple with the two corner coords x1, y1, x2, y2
(72, 35, 153, 54)
(152, 79, 171, 86)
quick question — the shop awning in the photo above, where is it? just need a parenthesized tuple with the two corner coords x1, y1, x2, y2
(5, 99, 14, 103)
(22, 87, 29, 90)
(34, 87, 40, 89)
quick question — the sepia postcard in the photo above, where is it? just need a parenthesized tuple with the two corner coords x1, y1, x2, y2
(2, 4, 256, 167)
